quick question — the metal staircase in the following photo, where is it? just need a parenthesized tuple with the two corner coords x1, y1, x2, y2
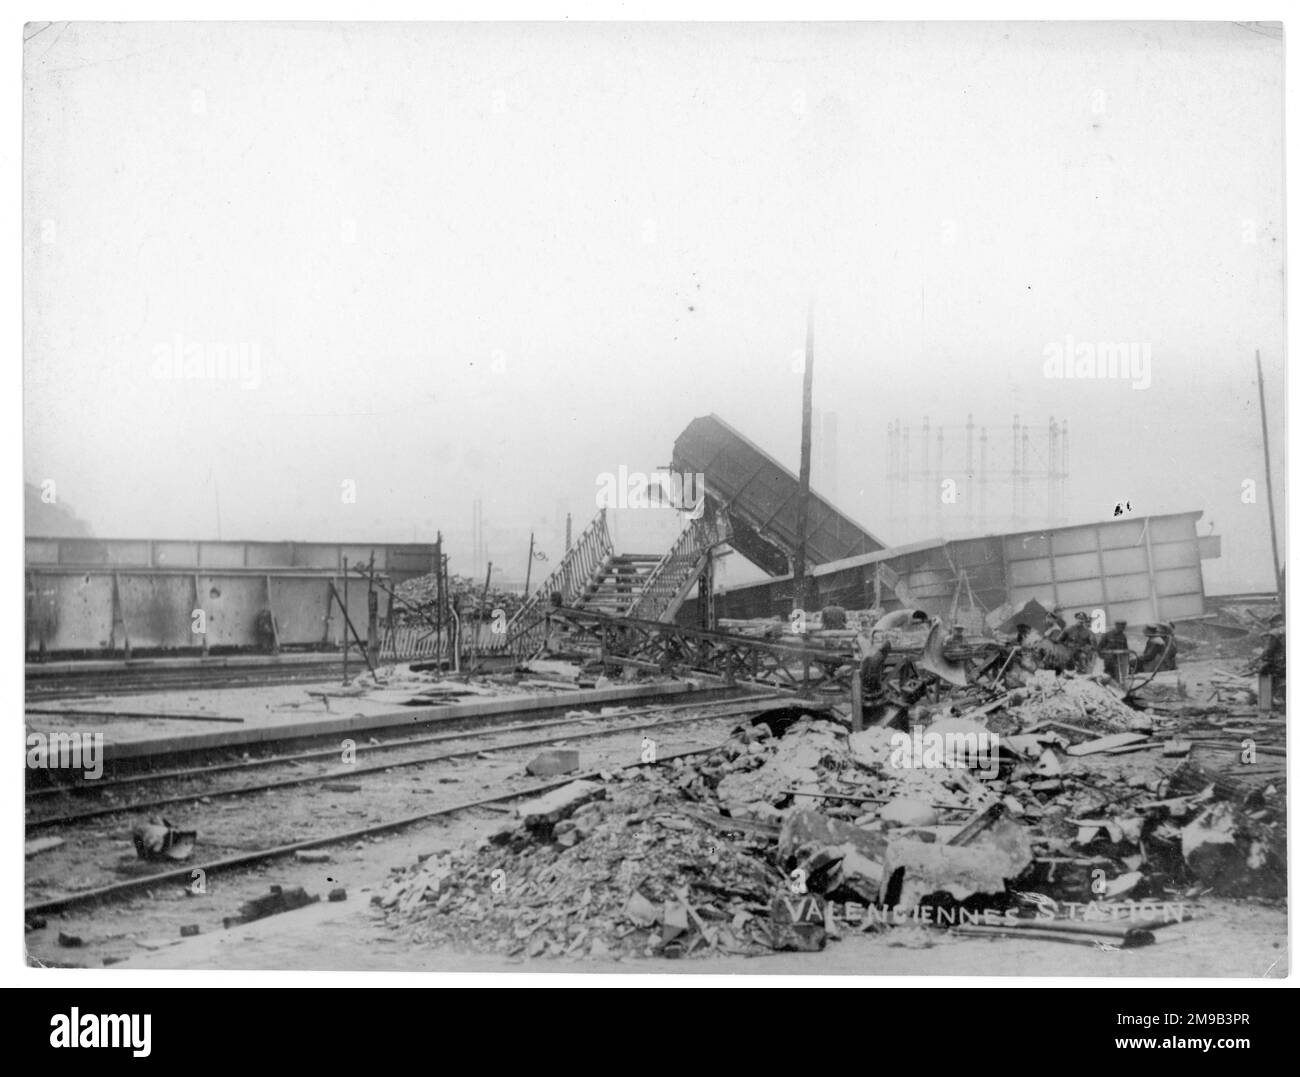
(575, 553, 662, 616)
(505, 508, 729, 663)
(625, 512, 727, 623)
(505, 509, 614, 661)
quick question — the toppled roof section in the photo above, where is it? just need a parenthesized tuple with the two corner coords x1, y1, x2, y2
(672, 414, 886, 575)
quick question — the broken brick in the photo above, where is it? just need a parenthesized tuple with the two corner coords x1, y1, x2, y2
(526, 748, 580, 777)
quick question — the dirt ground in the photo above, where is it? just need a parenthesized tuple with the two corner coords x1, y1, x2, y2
(103, 855, 1289, 978)
(34, 761, 1287, 978)
(26, 659, 1289, 979)
(24, 718, 734, 969)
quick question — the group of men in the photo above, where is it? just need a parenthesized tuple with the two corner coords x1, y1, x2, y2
(844, 601, 1180, 700)
(1023, 608, 1177, 680)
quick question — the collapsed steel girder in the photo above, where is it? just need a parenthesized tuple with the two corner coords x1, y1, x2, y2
(537, 606, 856, 695)
(530, 607, 1007, 702)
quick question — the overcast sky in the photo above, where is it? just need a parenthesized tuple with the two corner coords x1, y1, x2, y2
(24, 21, 1285, 591)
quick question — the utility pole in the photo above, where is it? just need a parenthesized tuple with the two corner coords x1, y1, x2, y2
(1255, 350, 1283, 597)
(467, 560, 491, 677)
(793, 299, 815, 613)
(366, 549, 378, 665)
(473, 499, 482, 578)
(523, 532, 535, 598)
(437, 532, 446, 654)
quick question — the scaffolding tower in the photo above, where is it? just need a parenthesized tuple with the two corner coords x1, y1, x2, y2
(886, 414, 1070, 539)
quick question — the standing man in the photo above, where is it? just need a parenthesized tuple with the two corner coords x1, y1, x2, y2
(1252, 614, 1285, 714)
(1098, 620, 1131, 682)
(1135, 623, 1178, 673)
(1061, 611, 1098, 674)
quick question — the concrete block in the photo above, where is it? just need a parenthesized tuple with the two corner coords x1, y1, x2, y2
(526, 748, 581, 777)
(516, 780, 605, 831)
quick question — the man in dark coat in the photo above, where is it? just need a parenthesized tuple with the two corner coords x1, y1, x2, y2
(1098, 620, 1130, 681)
(1253, 618, 1285, 713)
(1134, 623, 1178, 672)
(1061, 611, 1097, 673)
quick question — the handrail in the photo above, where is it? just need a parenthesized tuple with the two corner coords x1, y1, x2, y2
(627, 511, 727, 623)
(506, 508, 613, 659)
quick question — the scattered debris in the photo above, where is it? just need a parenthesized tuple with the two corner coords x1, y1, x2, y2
(294, 849, 332, 863)
(223, 885, 320, 928)
(368, 624, 1283, 960)
(25, 836, 65, 858)
(131, 817, 196, 862)
(516, 780, 605, 833)
(1066, 733, 1151, 756)
(526, 749, 581, 777)
(1181, 802, 1284, 897)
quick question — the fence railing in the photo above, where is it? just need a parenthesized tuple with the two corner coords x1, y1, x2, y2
(380, 619, 513, 663)
(506, 508, 613, 661)
(627, 512, 727, 623)
(380, 623, 442, 661)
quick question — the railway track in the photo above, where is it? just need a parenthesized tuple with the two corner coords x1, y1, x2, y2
(26, 651, 529, 701)
(25, 660, 362, 701)
(25, 686, 778, 794)
(25, 694, 793, 917)
(25, 694, 785, 827)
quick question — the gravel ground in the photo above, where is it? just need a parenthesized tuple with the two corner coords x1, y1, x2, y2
(25, 714, 738, 969)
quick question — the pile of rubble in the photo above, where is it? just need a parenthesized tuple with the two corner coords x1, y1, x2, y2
(376, 674, 1284, 960)
(1178, 602, 1283, 660)
(393, 572, 526, 623)
(999, 671, 1146, 733)
(379, 777, 787, 959)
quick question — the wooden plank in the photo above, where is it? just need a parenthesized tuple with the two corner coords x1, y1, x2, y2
(1066, 732, 1151, 756)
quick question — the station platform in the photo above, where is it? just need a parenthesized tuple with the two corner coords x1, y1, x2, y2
(24, 671, 741, 764)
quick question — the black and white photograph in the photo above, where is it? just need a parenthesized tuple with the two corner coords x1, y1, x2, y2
(16, 14, 1290, 992)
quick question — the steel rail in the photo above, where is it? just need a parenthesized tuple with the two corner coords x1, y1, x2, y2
(26, 692, 779, 799)
(26, 699, 782, 830)
(24, 744, 721, 917)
